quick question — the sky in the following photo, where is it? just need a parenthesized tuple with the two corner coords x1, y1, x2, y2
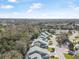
(0, 0, 79, 18)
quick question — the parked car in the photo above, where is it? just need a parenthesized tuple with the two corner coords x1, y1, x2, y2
(68, 50, 74, 55)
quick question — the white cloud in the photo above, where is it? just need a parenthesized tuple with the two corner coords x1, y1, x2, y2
(0, 10, 79, 18)
(67, 0, 77, 9)
(8, 0, 17, 2)
(0, 13, 8, 18)
(12, 12, 19, 15)
(41, 10, 79, 19)
(0, 5, 14, 9)
(27, 3, 43, 13)
(0, 14, 4, 17)
(67, 0, 79, 13)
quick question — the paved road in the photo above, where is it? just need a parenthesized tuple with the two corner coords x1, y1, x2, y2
(55, 46, 66, 59)
(50, 35, 66, 59)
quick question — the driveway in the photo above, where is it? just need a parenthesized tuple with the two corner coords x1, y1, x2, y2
(55, 46, 66, 59)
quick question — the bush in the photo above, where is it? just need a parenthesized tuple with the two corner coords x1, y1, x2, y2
(68, 43, 74, 51)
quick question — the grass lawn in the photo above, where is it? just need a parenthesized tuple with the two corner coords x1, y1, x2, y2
(64, 53, 74, 59)
(48, 47, 58, 59)
(50, 57, 58, 59)
(48, 47, 55, 52)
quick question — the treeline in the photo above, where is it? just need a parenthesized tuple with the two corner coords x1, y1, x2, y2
(0, 22, 41, 59)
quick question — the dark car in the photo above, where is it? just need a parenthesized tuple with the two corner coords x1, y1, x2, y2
(68, 50, 74, 55)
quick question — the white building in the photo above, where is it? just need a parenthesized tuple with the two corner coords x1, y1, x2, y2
(75, 44, 79, 49)
(26, 31, 52, 59)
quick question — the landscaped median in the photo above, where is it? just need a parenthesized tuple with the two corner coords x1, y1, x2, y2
(64, 53, 74, 59)
(48, 47, 58, 59)
(64, 53, 79, 59)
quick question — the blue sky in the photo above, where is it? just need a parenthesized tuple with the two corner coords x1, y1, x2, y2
(0, 0, 79, 18)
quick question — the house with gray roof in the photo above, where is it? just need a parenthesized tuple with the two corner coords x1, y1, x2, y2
(26, 31, 52, 59)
